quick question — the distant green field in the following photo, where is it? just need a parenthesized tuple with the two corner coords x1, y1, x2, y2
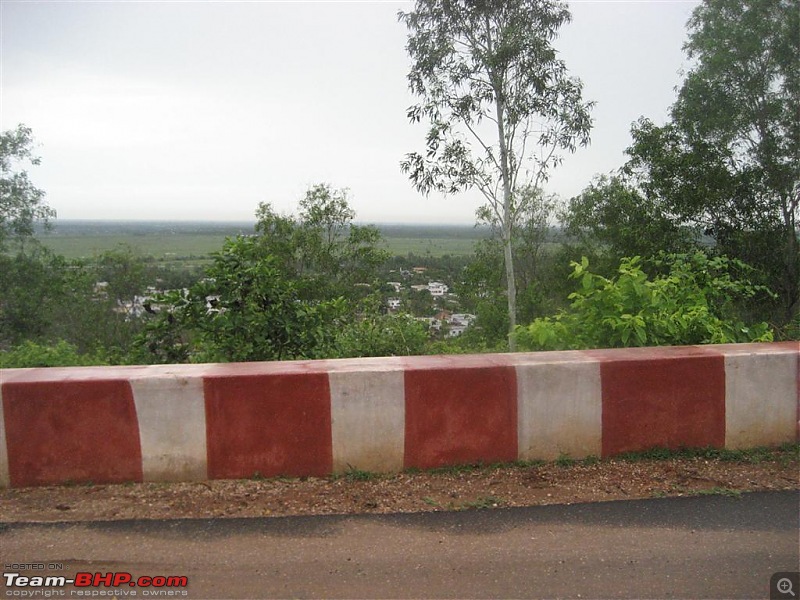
(380, 237, 478, 257)
(39, 234, 233, 261)
(35, 221, 485, 262)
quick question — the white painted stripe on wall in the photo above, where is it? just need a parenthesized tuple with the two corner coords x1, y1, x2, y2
(724, 350, 798, 449)
(329, 370, 405, 473)
(0, 385, 8, 488)
(130, 376, 208, 482)
(516, 359, 602, 460)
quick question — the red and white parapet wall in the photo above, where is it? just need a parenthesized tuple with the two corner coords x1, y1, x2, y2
(0, 342, 797, 488)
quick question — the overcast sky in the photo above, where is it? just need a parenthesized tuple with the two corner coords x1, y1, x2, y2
(1, 0, 698, 224)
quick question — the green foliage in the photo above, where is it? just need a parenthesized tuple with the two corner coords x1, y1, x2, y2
(555, 453, 576, 468)
(134, 236, 348, 364)
(0, 248, 61, 346)
(399, 2, 593, 198)
(400, 0, 593, 345)
(694, 487, 742, 498)
(38, 222, 482, 262)
(515, 252, 774, 351)
(94, 245, 153, 306)
(254, 185, 389, 303)
(457, 238, 510, 347)
(564, 175, 697, 262)
(334, 311, 428, 359)
(333, 467, 381, 482)
(0, 125, 55, 251)
(131, 288, 192, 364)
(0, 244, 150, 358)
(559, 0, 799, 328)
(132, 187, 424, 364)
(460, 496, 505, 510)
(608, 444, 798, 464)
(0, 340, 106, 368)
(458, 192, 564, 351)
(775, 312, 800, 341)
(623, 0, 799, 324)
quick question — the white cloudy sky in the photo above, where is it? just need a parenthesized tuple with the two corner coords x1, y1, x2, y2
(1, 0, 698, 224)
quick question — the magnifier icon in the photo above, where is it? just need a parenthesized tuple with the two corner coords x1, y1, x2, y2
(778, 578, 796, 597)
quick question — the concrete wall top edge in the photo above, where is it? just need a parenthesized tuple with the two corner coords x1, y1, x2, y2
(1, 343, 794, 384)
(584, 344, 725, 362)
(710, 340, 799, 356)
(400, 352, 518, 371)
(0, 363, 210, 384)
(510, 350, 603, 366)
(200, 356, 413, 379)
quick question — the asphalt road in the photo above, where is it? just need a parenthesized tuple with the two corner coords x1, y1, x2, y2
(2, 491, 798, 599)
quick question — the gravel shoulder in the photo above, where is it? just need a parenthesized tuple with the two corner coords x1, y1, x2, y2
(1, 447, 797, 523)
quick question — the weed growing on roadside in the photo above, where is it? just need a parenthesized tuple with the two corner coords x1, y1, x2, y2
(424, 463, 486, 475)
(461, 496, 505, 510)
(331, 466, 381, 483)
(694, 487, 742, 498)
(555, 453, 576, 468)
(517, 459, 547, 468)
(615, 444, 799, 464)
(616, 447, 675, 462)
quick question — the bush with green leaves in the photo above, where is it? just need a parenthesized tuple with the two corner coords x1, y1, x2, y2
(514, 252, 774, 351)
(0, 340, 106, 368)
(334, 312, 428, 358)
(133, 185, 398, 364)
(775, 313, 800, 342)
(133, 235, 349, 364)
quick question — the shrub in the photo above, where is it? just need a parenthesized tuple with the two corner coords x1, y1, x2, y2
(0, 340, 106, 368)
(514, 252, 774, 351)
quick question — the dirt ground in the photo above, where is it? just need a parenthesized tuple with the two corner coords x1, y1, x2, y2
(1, 447, 797, 523)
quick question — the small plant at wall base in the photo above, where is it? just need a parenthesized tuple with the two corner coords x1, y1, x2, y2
(514, 252, 774, 351)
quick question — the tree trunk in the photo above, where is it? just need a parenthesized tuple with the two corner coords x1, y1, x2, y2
(784, 211, 799, 323)
(502, 216, 517, 351)
(485, 15, 517, 351)
(494, 98, 517, 351)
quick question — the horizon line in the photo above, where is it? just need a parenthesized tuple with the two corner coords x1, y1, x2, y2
(45, 218, 490, 227)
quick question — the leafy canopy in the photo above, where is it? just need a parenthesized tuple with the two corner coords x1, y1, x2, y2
(564, 174, 697, 264)
(399, 0, 593, 344)
(515, 252, 774, 351)
(624, 0, 799, 322)
(0, 125, 54, 251)
(133, 185, 431, 364)
(136, 236, 349, 364)
(400, 0, 593, 213)
(254, 184, 388, 302)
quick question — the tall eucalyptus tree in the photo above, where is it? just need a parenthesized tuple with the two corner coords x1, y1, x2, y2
(399, 0, 593, 348)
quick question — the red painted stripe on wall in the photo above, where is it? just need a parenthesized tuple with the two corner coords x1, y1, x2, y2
(204, 373, 333, 479)
(2, 380, 143, 487)
(596, 348, 726, 456)
(404, 365, 517, 470)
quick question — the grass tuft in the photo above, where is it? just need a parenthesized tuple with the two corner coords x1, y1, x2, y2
(460, 496, 505, 510)
(555, 453, 577, 468)
(694, 487, 743, 498)
(332, 466, 381, 482)
(396, 444, 798, 482)
(615, 444, 799, 464)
